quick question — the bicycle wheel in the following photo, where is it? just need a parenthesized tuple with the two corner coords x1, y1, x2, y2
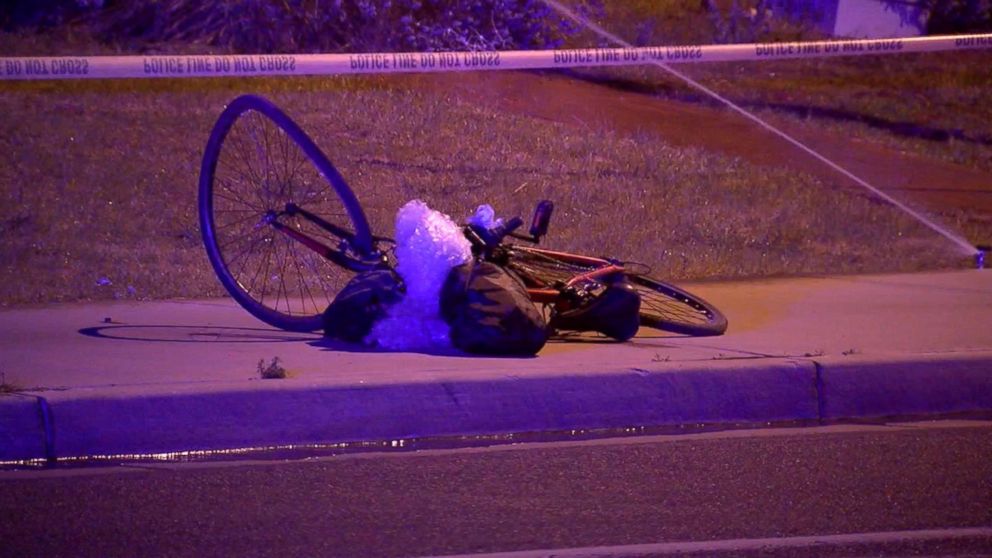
(628, 274, 727, 336)
(503, 246, 598, 287)
(506, 247, 727, 337)
(199, 95, 373, 332)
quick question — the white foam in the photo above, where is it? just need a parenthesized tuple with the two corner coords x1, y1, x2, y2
(366, 200, 472, 351)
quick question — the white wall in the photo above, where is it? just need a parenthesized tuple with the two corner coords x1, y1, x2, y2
(832, 0, 926, 37)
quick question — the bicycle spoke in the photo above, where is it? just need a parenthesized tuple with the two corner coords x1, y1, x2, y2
(215, 211, 266, 234)
(643, 299, 700, 323)
(217, 155, 268, 210)
(246, 117, 275, 205)
(245, 237, 269, 304)
(262, 116, 280, 198)
(290, 149, 315, 203)
(305, 248, 335, 300)
(289, 239, 322, 316)
(255, 237, 275, 308)
(630, 277, 726, 335)
(233, 233, 269, 288)
(213, 176, 265, 212)
(653, 293, 705, 321)
(266, 236, 283, 314)
(218, 231, 253, 256)
(279, 127, 296, 200)
(277, 137, 303, 200)
(246, 111, 269, 181)
(227, 232, 271, 280)
(296, 166, 322, 205)
(229, 119, 263, 188)
(276, 247, 294, 315)
(260, 115, 274, 191)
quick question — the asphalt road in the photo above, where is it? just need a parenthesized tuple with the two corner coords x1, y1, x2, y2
(2, 421, 991, 558)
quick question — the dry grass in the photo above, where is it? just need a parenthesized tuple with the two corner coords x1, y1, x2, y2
(0, 30, 978, 306)
(257, 357, 288, 379)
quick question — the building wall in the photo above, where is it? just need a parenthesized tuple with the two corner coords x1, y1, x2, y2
(833, 0, 927, 37)
(773, 0, 927, 38)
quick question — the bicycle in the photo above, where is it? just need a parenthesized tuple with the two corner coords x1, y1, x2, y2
(198, 94, 727, 338)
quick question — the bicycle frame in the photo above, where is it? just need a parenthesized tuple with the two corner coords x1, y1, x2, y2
(267, 203, 388, 272)
(266, 205, 622, 306)
(508, 247, 625, 304)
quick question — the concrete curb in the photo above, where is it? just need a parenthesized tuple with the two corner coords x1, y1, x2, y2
(817, 352, 992, 419)
(0, 394, 48, 461)
(2, 352, 992, 462)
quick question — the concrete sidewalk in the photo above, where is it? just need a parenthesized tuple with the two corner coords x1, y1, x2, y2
(1, 270, 991, 462)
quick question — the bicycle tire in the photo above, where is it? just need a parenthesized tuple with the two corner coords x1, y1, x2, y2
(198, 94, 373, 332)
(506, 247, 727, 337)
(628, 274, 728, 336)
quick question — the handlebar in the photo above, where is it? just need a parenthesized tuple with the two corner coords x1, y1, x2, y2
(466, 216, 523, 251)
(464, 200, 554, 255)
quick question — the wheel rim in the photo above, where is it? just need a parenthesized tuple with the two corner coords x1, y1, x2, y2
(630, 276, 725, 334)
(635, 286, 714, 326)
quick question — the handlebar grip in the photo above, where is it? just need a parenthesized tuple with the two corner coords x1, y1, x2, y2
(530, 200, 553, 239)
(485, 216, 524, 247)
(466, 216, 525, 252)
(502, 217, 524, 237)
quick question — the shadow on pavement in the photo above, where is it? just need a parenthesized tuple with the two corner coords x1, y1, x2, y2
(78, 324, 320, 343)
(76, 322, 703, 356)
(306, 337, 539, 359)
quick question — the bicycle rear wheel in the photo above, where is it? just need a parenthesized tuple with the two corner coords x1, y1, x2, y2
(503, 246, 597, 287)
(506, 247, 727, 337)
(628, 274, 727, 336)
(198, 95, 373, 332)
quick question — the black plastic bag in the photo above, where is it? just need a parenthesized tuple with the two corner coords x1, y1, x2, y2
(440, 261, 547, 356)
(322, 269, 404, 343)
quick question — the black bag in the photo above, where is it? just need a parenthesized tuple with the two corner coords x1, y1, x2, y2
(550, 280, 641, 341)
(440, 261, 548, 356)
(322, 269, 404, 343)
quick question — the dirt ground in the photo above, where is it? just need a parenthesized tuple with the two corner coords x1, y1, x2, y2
(426, 70, 992, 231)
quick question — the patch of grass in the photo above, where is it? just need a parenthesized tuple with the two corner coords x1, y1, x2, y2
(0, 31, 977, 307)
(257, 357, 288, 380)
(0, 72, 969, 304)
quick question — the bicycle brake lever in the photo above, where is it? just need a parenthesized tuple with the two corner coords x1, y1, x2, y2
(464, 225, 489, 248)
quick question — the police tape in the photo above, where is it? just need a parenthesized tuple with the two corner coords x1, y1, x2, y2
(2, 33, 991, 80)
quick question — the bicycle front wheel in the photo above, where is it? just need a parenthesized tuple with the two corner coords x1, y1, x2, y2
(198, 95, 373, 332)
(628, 274, 727, 337)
